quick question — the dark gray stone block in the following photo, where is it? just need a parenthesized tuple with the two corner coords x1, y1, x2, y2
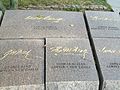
(93, 38, 120, 90)
(85, 11, 120, 38)
(0, 40, 44, 90)
(46, 38, 99, 90)
(0, 10, 88, 38)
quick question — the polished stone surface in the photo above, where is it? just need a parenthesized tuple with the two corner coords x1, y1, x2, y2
(93, 38, 120, 90)
(85, 11, 120, 38)
(0, 10, 88, 38)
(0, 39, 44, 90)
(46, 38, 99, 90)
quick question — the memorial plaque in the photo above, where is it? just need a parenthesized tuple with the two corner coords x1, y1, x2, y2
(46, 38, 99, 90)
(0, 10, 88, 38)
(85, 11, 120, 38)
(93, 38, 120, 90)
(0, 40, 44, 90)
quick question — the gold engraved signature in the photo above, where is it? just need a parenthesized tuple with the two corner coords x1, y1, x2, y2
(50, 47, 88, 59)
(25, 15, 63, 23)
(0, 49, 32, 60)
(90, 16, 113, 21)
(98, 47, 120, 55)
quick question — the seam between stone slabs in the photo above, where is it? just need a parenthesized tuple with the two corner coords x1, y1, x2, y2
(0, 11, 3, 27)
(84, 11, 103, 90)
(44, 38, 46, 90)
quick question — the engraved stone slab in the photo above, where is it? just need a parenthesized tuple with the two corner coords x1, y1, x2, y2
(0, 40, 44, 90)
(0, 10, 88, 38)
(93, 38, 120, 90)
(46, 38, 99, 90)
(85, 11, 120, 38)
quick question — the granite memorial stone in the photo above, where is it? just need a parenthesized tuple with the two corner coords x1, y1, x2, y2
(85, 11, 120, 38)
(93, 38, 120, 90)
(0, 10, 88, 38)
(46, 38, 99, 90)
(0, 40, 44, 90)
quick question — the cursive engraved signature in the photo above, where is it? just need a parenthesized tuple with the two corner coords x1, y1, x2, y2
(0, 49, 32, 60)
(98, 47, 120, 55)
(90, 16, 113, 21)
(50, 47, 88, 59)
(25, 15, 63, 23)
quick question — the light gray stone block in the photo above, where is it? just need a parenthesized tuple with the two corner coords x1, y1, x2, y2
(0, 10, 88, 38)
(0, 40, 44, 90)
(93, 38, 120, 90)
(46, 38, 99, 90)
(85, 11, 120, 38)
